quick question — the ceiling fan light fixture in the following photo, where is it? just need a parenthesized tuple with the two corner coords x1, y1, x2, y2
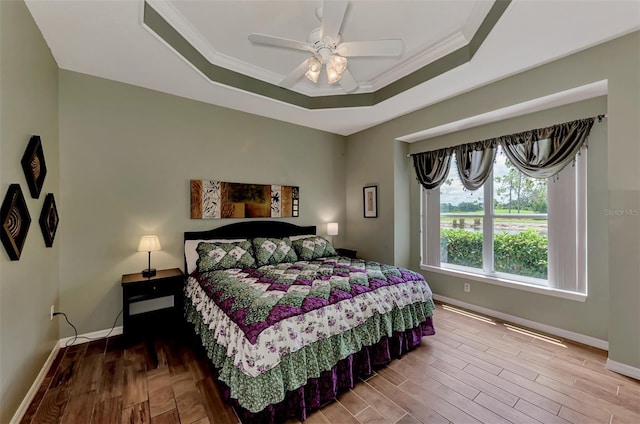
(329, 54, 347, 74)
(326, 65, 342, 84)
(305, 57, 322, 83)
(305, 68, 320, 83)
(308, 57, 322, 72)
(251, 0, 403, 91)
(327, 54, 347, 84)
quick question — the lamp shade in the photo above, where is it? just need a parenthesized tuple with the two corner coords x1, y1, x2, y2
(327, 223, 339, 236)
(138, 235, 161, 252)
(329, 55, 347, 74)
(326, 65, 342, 84)
(305, 57, 321, 83)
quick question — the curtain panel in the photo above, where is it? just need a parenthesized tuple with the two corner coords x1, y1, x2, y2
(412, 148, 453, 190)
(455, 139, 497, 191)
(498, 118, 595, 179)
(411, 116, 597, 190)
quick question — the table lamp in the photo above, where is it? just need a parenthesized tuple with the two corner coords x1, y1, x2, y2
(327, 222, 338, 244)
(138, 235, 161, 277)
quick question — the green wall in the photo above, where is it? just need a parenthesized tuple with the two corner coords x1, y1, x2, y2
(393, 140, 411, 268)
(345, 126, 395, 263)
(58, 70, 347, 336)
(345, 31, 640, 369)
(0, 1, 60, 422)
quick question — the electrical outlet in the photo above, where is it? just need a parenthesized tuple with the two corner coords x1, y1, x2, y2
(464, 283, 471, 293)
(50, 305, 55, 320)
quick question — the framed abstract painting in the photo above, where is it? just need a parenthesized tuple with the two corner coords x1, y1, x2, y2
(191, 180, 299, 219)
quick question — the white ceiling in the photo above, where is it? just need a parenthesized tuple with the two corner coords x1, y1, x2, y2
(25, 0, 640, 136)
(149, 0, 493, 95)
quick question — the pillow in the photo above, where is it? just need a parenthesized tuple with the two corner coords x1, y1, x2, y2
(196, 240, 256, 272)
(251, 237, 298, 267)
(185, 239, 245, 274)
(292, 236, 337, 260)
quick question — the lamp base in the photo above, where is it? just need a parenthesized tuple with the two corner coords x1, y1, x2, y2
(142, 268, 157, 278)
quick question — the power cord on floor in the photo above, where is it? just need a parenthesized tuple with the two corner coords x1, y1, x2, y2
(54, 309, 123, 348)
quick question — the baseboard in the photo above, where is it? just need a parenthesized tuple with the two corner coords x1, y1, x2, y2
(59, 325, 123, 347)
(10, 325, 123, 423)
(9, 340, 61, 424)
(606, 359, 640, 380)
(435, 294, 640, 380)
(432, 294, 609, 350)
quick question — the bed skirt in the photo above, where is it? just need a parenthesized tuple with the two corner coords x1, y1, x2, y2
(221, 318, 435, 424)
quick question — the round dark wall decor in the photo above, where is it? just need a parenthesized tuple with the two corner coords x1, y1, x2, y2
(21, 135, 47, 199)
(39, 193, 59, 248)
(1, 184, 31, 260)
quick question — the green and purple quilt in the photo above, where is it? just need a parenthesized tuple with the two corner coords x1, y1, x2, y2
(184, 256, 434, 412)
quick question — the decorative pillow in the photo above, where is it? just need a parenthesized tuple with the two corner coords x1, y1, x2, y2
(185, 239, 245, 274)
(196, 240, 256, 272)
(251, 237, 298, 267)
(292, 236, 337, 260)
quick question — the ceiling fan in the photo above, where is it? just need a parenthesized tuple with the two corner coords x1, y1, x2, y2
(248, 0, 403, 93)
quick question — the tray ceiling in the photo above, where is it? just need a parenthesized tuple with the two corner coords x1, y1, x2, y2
(24, 0, 640, 135)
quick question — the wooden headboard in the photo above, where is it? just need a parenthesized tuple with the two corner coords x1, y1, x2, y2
(184, 221, 316, 241)
(184, 221, 317, 273)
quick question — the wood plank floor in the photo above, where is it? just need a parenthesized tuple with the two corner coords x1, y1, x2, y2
(21, 303, 640, 424)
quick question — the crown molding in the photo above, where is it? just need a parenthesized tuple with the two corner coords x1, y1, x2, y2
(142, 0, 510, 109)
(146, 0, 493, 97)
(146, 0, 218, 63)
(462, 0, 498, 41)
(146, 0, 350, 97)
(367, 32, 469, 92)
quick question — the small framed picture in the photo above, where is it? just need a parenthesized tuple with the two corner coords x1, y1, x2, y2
(363, 185, 378, 218)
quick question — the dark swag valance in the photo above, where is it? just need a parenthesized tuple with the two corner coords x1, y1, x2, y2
(411, 117, 598, 191)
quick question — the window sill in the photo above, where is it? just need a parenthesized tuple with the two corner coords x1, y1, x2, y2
(420, 264, 587, 302)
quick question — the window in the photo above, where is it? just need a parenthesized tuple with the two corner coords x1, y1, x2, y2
(422, 145, 586, 295)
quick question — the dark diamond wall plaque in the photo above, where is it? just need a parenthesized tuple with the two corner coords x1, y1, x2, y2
(1, 184, 31, 260)
(39, 193, 59, 247)
(21, 135, 47, 199)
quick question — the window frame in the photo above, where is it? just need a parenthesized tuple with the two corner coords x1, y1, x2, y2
(420, 149, 587, 302)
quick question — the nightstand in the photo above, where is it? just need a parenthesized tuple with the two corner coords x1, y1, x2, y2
(336, 248, 358, 259)
(121, 267, 184, 339)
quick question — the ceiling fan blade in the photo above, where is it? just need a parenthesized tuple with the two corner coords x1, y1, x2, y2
(338, 68, 358, 93)
(248, 33, 313, 52)
(337, 40, 403, 57)
(319, 0, 348, 42)
(280, 58, 312, 88)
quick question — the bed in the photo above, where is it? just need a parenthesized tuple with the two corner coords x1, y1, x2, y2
(183, 221, 435, 423)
